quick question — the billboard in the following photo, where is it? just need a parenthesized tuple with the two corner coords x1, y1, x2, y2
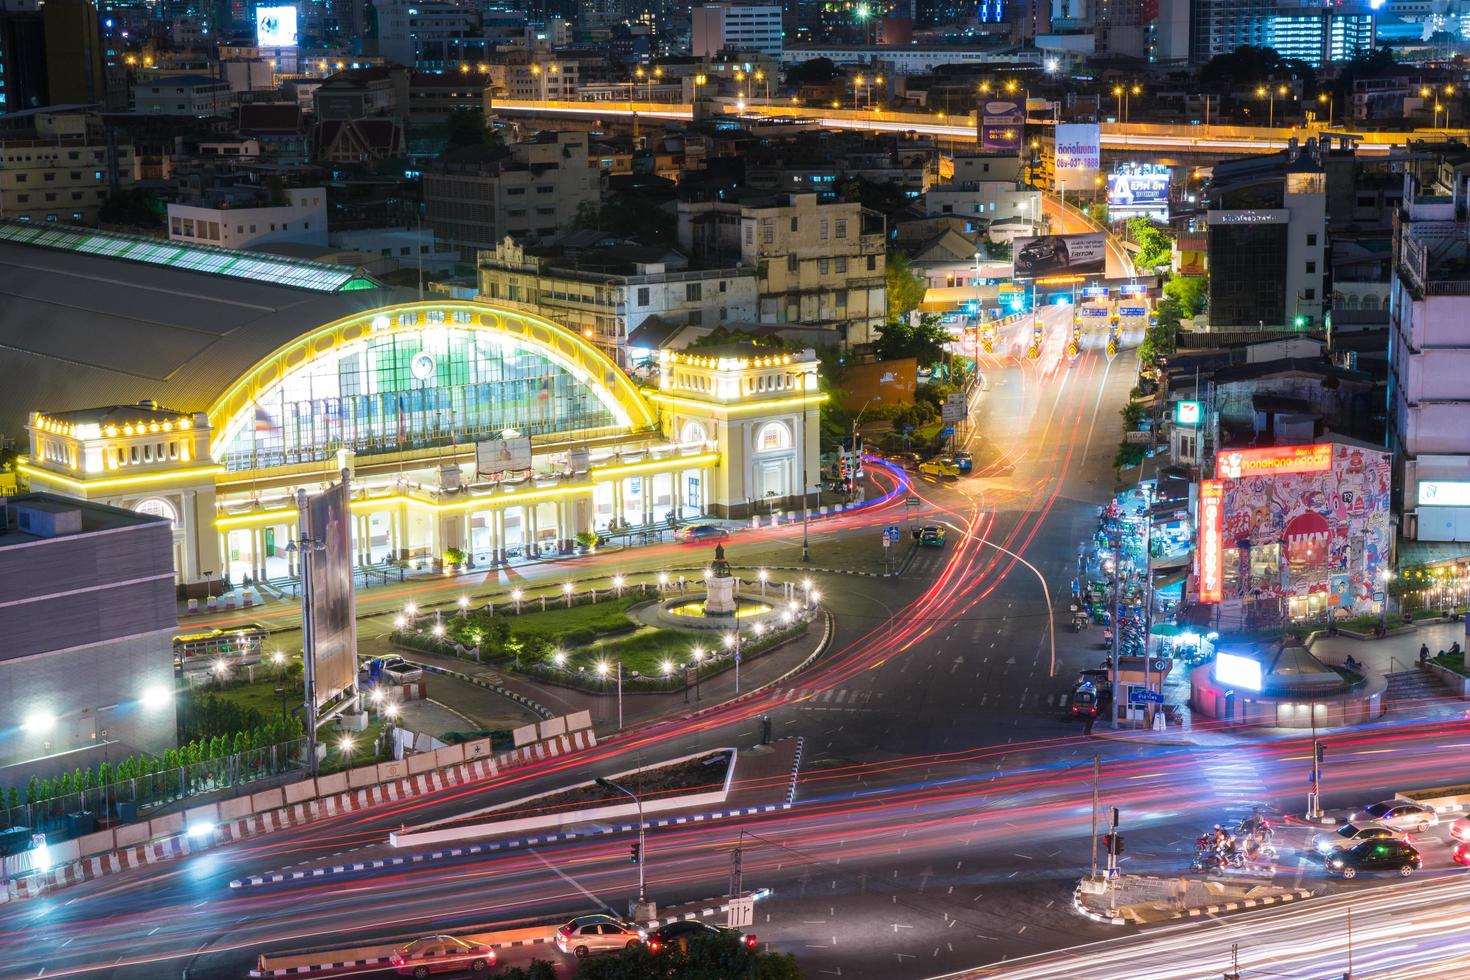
(839, 357, 916, 411)
(305, 480, 356, 709)
(1012, 233, 1107, 279)
(1107, 164, 1171, 208)
(1054, 123, 1100, 190)
(1198, 479, 1224, 603)
(1216, 443, 1331, 480)
(476, 436, 532, 477)
(1419, 481, 1470, 507)
(1215, 652, 1262, 692)
(256, 4, 298, 47)
(979, 100, 1023, 154)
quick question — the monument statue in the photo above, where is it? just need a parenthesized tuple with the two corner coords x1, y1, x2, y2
(705, 542, 736, 615)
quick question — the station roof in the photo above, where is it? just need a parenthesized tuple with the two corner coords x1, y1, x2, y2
(0, 223, 412, 437)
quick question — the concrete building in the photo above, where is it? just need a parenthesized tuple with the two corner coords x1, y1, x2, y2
(0, 493, 177, 776)
(678, 192, 887, 345)
(1205, 141, 1327, 330)
(505, 61, 580, 101)
(167, 187, 328, 250)
(0, 109, 134, 224)
(131, 74, 233, 116)
(313, 67, 409, 123)
(477, 236, 759, 366)
(41, 0, 105, 106)
(1388, 168, 1470, 543)
(1189, 0, 1375, 66)
(423, 132, 600, 258)
(693, 3, 785, 58)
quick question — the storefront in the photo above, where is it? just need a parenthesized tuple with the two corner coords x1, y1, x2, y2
(1195, 438, 1392, 629)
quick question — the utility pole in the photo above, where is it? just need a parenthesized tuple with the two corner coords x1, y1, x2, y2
(1307, 738, 1324, 820)
(1110, 525, 1122, 729)
(730, 829, 744, 898)
(617, 661, 624, 730)
(1223, 942, 1240, 980)
(1346, 905, 1354, 979)
(1105, 806, 1121, 917)
(1090, 754, 1101, 880)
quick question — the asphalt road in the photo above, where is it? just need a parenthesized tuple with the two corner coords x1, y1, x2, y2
(11, 348, 1470, 980)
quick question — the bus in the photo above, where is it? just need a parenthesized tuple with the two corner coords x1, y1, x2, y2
(172, 624, 268, 671)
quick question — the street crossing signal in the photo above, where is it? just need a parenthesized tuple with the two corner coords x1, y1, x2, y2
(1315, 742, 1325, 764)
(1102, 833, 1125, 855)
(630, 842, 641, 864)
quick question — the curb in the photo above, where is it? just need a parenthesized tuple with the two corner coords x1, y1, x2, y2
(231, 802, 795, 889)
(247, 938, 553, 977)
(1169, 887, 1314, 919)
(1072, 881, 1126, 926)
(785, 737, 804, 805)
(411, 661, 555, 719)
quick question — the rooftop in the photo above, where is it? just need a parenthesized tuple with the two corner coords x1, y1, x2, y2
(0, 493, 167, 547)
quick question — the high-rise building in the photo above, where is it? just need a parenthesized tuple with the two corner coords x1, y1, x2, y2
(42, 0, 107, 104)
(692, 3, 784, 58)
(0, 0, 47, 114)
(1189, 0, 1375, 67)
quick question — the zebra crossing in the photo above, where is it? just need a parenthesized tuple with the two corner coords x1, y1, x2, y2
(776, 686, 880, 712)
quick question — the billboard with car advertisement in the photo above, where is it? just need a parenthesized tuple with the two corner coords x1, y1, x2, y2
(979, 100, 1023, 154)
(1054, 124, 1100, 190)
(1011, 233, 1107, 279)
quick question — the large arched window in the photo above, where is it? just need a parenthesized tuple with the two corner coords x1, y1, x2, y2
(134, 497, 178, 528)
(755, 421, 792, 452)
(216, 327, 623, 470)
(680, 420, 708, 444)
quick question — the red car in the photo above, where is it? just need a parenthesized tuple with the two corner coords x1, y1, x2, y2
(1454, 842, 1470, 867)
(390, 935, 495, 977)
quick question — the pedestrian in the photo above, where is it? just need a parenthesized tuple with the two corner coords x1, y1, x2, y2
(1421, 643, 1431, 664)
(1083, 713, 1096, 736)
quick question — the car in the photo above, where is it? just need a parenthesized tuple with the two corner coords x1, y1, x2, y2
(1351, 800, 1439, 833)
(380, 658, 424, 684)
(675, 524, 730, 544)
(390, 935, 495, 977)
(950, 450, 973, 474)
(1454, 841, 1470, 867)
(1311, 822, 1402, 854)
(1323, 838, 1422, 879)
(648, 920, 723, 955)
(890, 452, 922, 470)
(1453, 816, 1470, 843)
(919, 459, 960, 479)
(554, 915, 646, 958)
(918, 525, 946, 547)
(1014, 236, 1068, 276)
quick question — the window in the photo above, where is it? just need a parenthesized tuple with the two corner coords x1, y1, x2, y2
(755, 422, 792, 451)
(43, 172, 54, 181)
(819, 219, 829, 240)
(1306, 261, 1316, 274)
(1304, 288, 1316, 300)
(681, 420, 707, 443)
(685, 282, 702, 302)
(819, 258, 830, 275)
(134, 499, 180, 528)
(688, 309, 702, 326)
(835, 219, 847, 239)
(14, 174, 24, 183)
(836, 257, 847, 274)
(789, 217, 798, 232)
(836, 288, 848, 308)
(744, 222, 753, 245)
(636, 287, 650, 305)
(787, 253, 798, 273)
(867, 255, 877, 271)
(719, 280, 727, 293)
(1307, 233, 1318, 246)
(761, 218, 774, 244)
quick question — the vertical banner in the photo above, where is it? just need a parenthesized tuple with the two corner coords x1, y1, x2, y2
(1055, 123, 1101, 191)
(1198, 479, 1224, 603)
(979, 100, 1023, 153)
(306, 479, 358, 707)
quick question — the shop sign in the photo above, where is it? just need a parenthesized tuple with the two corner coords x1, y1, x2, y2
(1198, 479, 1224, 603)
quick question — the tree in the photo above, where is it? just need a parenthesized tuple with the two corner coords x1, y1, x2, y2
(885, 251, 927, 320)
(1163, 272, 1207, 317)
(1126, 217, 1173, 270)
(440, 108, 503, 154)
(499, 963, 556, 980)
(874, 314, 950, 367)
(98, 188, 165, 229)
(576, 932, 801, 979)
(1198, 45, 1315, 96)
(784, 57, 840, 87)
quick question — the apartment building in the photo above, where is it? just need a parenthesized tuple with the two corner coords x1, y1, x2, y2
(478, 236, 758, 365)
(423, 132, 599, 258)
(0, 110, 133, 225)
(131, 74, 233, 116)
(677, 192, 886, 344)
(692, 3, 784, 58)
(167, 186, 327, 249)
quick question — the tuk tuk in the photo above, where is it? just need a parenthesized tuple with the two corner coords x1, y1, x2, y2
(1071, 611, 1089, 632)
(1070, 671, 1113, 718)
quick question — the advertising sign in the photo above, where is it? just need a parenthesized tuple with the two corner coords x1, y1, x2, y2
(1216, 443, 1332, 480)
(1013, 233, 1107, 279)
(1215, 652, 1263, 692)
(1055, 124, 1101, 191)
(1198, 479, 1224, 603)
(305, 480, 357, 709)
(1419, 481, 1470, 507)
(255, 4, 298, 46)
(476, 436, 532, 476)
(1175, 401, 1202, 426)
(1107, 164, 1171, 208)
(979, 100, 1023, 154)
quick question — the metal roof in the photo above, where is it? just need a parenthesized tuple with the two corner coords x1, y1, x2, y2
(0, 234, 413, 438)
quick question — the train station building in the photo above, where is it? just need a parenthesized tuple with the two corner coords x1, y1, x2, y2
(1, 222, 821, 596)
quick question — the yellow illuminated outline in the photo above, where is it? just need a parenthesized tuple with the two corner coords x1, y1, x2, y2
(19, 462, 225, 491)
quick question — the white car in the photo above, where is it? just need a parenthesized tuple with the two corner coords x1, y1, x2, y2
(1311, 822, 1403, 854)
(1352, 800, 1438, 833)
(554, 915, 646, 958)
(1450, 816, 1470, 842)
(381, 658, 424, 684)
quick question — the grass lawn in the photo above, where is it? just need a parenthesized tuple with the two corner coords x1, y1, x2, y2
(199, 670, 300, 723)
(1433, 652, 1470, 677)
(554, 626, 709, 678)
(499, 594, 643, 643)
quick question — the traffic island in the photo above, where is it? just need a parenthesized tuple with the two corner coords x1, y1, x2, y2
(1074, 873, 1315, 925)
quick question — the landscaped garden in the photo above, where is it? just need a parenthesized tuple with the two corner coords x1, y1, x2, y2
(392, 591, 810, 692)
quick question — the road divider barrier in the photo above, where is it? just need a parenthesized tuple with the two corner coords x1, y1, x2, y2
(251, 925, 553, 977)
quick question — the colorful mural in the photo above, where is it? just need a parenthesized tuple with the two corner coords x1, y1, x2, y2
(1216, 442, 1391, 622)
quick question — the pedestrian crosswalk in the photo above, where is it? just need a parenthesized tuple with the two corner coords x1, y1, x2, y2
(778, 687, 879, 712)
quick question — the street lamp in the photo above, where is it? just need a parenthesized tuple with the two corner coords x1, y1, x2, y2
(613, 574, 625, 596)
(596, 776, 650, 916)
(758, 568, 769, 596)
(563, 581, 574, 607)
(1317, 91, 1334, 128)
(853, 73, 864, 110)
(723, 631, 742, 692)
(511, 588, 523, 612)
(457, 595, 470, 614)
(1256, 83, 1288, 128)
(691, 646, 704, 700)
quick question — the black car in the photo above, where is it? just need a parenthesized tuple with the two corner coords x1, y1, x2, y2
(647, 920, 723, 955)
(1323, 838, 1422, 879)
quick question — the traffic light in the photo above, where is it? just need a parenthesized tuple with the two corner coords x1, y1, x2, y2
(1102, 833, 1125, 855)
(744, 934, 758, 950)
(1315, 742, 1325, 764)
(630, 842, 641, 864)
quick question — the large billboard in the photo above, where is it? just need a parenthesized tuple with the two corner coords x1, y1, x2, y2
(1054, 123, 1100, 190)
(839, 357, 916, 411)
(476, 436, 532, 477)
(979, 100, 1023, 154)
(1012, 233, 1107, 279)
(1107, 164, 1171, 208)
(255, 4, 298, 47)
(305, 480, 356, 709)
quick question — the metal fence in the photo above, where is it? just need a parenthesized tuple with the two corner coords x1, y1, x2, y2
(0, 738, 308, 841)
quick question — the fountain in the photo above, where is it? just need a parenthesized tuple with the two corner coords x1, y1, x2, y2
(655, 543, 778, 629)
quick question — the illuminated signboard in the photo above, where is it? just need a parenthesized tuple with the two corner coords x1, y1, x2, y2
(1419, 481, 1470, 507)
(1215, 652, 1263, 692)
(1082, 286, 1110, 298)
(1107, 164, 1171, 208)
(256, 4, 298, 46)
(1198, 479, 1224, 603)
(1119, 306, 1147, 316)
(1216, 443, 1332, 480)
(1119, 284, 1147, 296)
(1175, 401, 1202, 425)
(1081, 307, 1109, 316)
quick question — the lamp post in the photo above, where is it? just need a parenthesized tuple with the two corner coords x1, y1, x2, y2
(596, 776, 651, 918)
(1316, 91, 1334, 128)
(1256, 83, 1287, 128)
(723, 631, 742, 693)
(691, 646, 704, 701)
